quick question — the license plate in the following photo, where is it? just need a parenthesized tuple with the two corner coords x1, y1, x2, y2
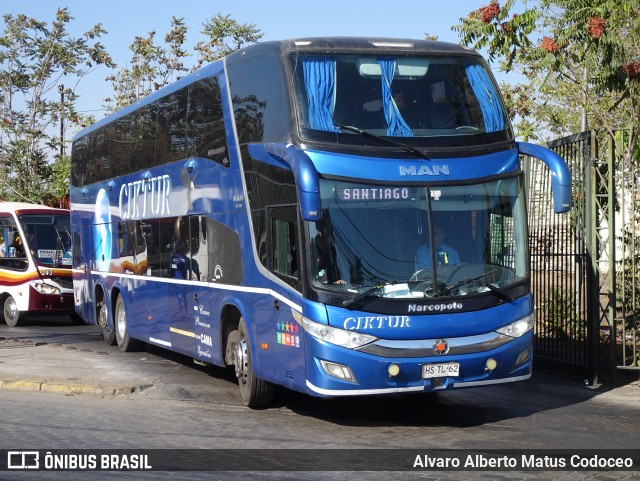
(422, 362, 460, 379)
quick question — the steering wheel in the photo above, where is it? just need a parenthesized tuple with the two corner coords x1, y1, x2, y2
(410, 269, 449, 298)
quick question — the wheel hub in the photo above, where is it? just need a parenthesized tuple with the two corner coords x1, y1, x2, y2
(6, 300, 17, 318)
(234, 338, 248, 383)
(97, 303, 108, 329)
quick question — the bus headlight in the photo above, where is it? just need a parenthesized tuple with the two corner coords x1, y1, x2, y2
(496, 312, 534, 338)
(301, 316, 377, 349)
(30, 281, 61, 295)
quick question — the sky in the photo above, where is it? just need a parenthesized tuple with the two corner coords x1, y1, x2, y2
(2, 0, 507, 130)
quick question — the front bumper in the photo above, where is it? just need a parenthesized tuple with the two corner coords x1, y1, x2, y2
(304, 330, 532, 397)
(28, 286, 74, 313)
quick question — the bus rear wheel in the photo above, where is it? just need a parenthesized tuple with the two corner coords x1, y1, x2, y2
(97, 298, 115, 345)
(234, 317, 274, 408)
(114, 295, 141, 352)
(3, 295, 25, 327)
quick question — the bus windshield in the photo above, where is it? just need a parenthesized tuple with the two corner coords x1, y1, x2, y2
(18, 213, 72, 268)
(292, 53, 511, 148)
(308, 175, 528, 301)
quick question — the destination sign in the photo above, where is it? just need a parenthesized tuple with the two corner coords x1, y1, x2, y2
(337, 187, 411, 201)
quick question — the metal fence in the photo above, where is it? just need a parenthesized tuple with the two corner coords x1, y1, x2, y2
(524, 130, 639, 383)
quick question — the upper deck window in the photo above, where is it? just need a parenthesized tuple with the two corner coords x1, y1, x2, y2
(292, 53, 511, 149)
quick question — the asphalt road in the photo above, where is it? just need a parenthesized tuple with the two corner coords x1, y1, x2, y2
(1, 314, 639, 480)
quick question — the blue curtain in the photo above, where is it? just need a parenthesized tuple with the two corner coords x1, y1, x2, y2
(302, 59, 338, 132)
(465, 64, 505, 133)
(378, 60, 413, 137)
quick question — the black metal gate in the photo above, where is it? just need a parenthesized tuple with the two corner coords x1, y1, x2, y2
(524, 130, 639, 383)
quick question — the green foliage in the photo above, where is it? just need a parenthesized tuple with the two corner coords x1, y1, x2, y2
(105, 14, 263, 111)
(194, 13, 263, 67)
(452, 0, 640, 153)
(539, 287, 584, 340)
(104, 17, 191, 109)
(0, 8, 113, 203)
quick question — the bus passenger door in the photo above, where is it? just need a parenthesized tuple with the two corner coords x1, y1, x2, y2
(268, 207, 305, 389)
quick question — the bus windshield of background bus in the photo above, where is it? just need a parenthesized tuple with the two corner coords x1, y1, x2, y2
(308, 176, 528, 300)
(17, 214, 72, 267)
(292, 54, 510, 146)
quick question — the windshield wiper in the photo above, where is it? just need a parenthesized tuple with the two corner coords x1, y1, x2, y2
(446, 270, 511, 301)
(333, 123, 429, 161)
(342, 281, 408, 308)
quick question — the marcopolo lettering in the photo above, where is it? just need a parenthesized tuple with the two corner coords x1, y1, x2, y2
(408, 302, 463, 313)
(119, 174, 171, 220)
(344, 316, 411, 330)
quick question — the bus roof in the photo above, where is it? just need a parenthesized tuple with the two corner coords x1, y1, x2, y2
(228, 37, 477, 59)
(0, 202, 69, 215)
(73, 37, 480, 142)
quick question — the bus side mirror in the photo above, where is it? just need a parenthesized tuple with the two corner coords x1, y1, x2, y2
(262, 143, 321, 221)
(517, 142, 571, 213)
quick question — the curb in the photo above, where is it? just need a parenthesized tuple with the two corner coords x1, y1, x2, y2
(0, 378, 147, 397)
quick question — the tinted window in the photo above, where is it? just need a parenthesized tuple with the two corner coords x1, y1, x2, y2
(131, 105, 156, 171)
(188, 77, 229, 167)
(269, 206, 301, 290)
(204, 217, 243, 285)
(227, 55, 290, 144)
(72, 75, 229, 187)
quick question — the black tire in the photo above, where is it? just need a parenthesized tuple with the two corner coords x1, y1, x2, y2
(97, 298, 116, 345)
(3, 295, 25, 327)
(233, 317, 274, 408)
(114, 294, 141, 352)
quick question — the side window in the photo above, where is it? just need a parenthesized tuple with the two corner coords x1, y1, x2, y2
(0, 216, 28, 271)
(488, 207, 516, 269)
(227, 54, 289, 144)
(131, 104, 157, 172)
(117, 221, 139, 274)
(268, 206, 301, 290)
(188, 77, 229, 167)
(138, 216, 203, 280)
(140, 219, 175, 278)
(204, 217, 243, 285)
(71, 136, 89, 187)
(72, 230, 81, 267)
(244, 158, 298, 273)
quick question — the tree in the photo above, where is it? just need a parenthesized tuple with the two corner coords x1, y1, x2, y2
(105, 13, 262, 111)
(0, 8, 114, 203)
(193, 13, 263, 68)
(104, 16, 190, 110)
(453, 0, 640, 156)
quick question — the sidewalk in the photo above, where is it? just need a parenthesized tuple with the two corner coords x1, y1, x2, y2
(0, 324, 154, 396)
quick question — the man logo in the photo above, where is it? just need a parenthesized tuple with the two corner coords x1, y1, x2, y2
(399, 165, 450, 176)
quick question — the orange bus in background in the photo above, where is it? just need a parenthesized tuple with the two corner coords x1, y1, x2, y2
(0, 202, 74, 327)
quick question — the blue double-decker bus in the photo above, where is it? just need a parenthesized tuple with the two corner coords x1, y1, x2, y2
(70, 38, 570, 407)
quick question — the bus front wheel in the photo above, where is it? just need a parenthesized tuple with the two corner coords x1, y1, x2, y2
(234, 317, 274, 408)
(114, 295, 141, 352)
(3, 295, 25, 327)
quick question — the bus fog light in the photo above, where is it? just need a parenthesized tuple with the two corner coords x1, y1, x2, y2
(514, 349, 530, 368)
(320, 360, 356, 383)
(485, 358, 497, 371)
(388, 363, 400, 377)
